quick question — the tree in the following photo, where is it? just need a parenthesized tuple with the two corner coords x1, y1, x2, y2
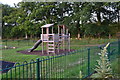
(2, 4, 16, 38)
(91, 43, 113, 78)
(2, 2, 120, 39)
(62, 2, 92, 38)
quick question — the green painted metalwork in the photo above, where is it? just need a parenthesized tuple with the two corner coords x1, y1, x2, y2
(88, 48, 90, 76)
(23, 64, 24, 78)
(1, 40, 119, 79)
(40, 58, 42, 79)
(36, 58, 40, 80)
(18, 40, 20, 46)
(118, 39, 120, 54)
(6, 71, 8, 79)
(10, 68, 12, 80)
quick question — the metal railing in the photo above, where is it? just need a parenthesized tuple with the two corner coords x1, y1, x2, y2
(1, 40, 119, 79)
(2, 39, 37, 47)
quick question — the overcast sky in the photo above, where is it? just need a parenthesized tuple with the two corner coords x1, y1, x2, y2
(0, 0, 22, 6)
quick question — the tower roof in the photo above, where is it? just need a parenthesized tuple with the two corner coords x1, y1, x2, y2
(41, 24, 54, 28)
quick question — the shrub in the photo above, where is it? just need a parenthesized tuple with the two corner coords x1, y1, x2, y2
(91, 43, 113, 78)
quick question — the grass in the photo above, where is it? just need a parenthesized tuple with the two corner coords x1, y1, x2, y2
(1, 38, 119, 78)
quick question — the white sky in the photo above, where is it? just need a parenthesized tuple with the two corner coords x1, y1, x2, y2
(0, 0, 22, 7)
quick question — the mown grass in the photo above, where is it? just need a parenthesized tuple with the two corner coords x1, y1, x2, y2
(1, 38, 119, 78)
(2, 49, 99, 78)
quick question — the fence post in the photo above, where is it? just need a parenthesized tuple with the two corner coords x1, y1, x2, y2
(27, 40, 29, 46)
(18, 40, 19, 46)
(36, 58, 40, 80)
(118, 39, 120, 55)
(88, 48, 90, 76)
(5, 40, 7, 46)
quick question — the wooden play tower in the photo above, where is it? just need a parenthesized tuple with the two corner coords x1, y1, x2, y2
(41, 24, 70, 54)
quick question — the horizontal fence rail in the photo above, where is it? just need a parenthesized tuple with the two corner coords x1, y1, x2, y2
(2, 39, 37, 47)
(1, 40, 119, 79)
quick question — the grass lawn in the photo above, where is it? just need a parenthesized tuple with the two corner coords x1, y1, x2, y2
(1, 38, 117, 62)
(1, 38, 118, 78)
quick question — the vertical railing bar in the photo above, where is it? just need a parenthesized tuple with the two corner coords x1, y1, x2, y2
(40, 58, 42, 79)
(56, 57, 57, 79)
(33, 60, 35, 79)
(53, 56, 55, 78)
(50, 56, 52, 79)
(62, 54, 64, 78)
(10, 68, 12, 80)
(58, 55, 60, 78)
(47, 56, 50, 79)
(43, 58, 45, 79)
(63, 54, 65, 78)
(6, 40, 7, 46)
(15, 63, 20, 79)
(6, 71, 8, 80)
(88, 48, 90, 76)
(28, 40, 29, 46)
(23, 64, 24, 79)
(79, 49, 81, 79)
(57, 56, 58, 78)
(118, 39, 120, 55)
(59, 55, 61, 79)
(64, 54, 67, 78)
(30, 59, 35, 79)
(26, 64, 28, 79)
(17, 40, 19, 46)
(30, 62, 32, 79)
(55, 56, 57, 79)
(15, 66, 17, 78)
(52, 56, 54, 78)
(36, 58, 40, 80)
(19, 65, 20, 79)
(45, 57, 47, 78)
(45, 57, 46, 79)
(48, 56, 50, 79)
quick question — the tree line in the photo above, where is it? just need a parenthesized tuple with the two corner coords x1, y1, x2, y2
(2, 2, 120, 39)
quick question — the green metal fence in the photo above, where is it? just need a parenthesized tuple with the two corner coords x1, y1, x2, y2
(1, 40, 119, 79)
(2, 39, 37, 47)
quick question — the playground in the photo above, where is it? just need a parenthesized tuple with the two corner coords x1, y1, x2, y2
(1, 31, 119, 78)
(17, 24, 72, 56)
(1, 1, 120, 79)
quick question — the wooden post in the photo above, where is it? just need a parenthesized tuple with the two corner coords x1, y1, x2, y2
(46, 28, 49, 34)
(66, 29, 68, 34)
(58, 26, 60, 34)
(52, 27, 53, 34)
(68, 33, 70, 51)
(63, 25, 65, 34)
(42, 28, 44, 54)
(58, 26, 60, 54)
(63, 25, 65, 50)
(58, 42, 59, 54)
(46, 28, 49, 54)
(53, 34, 55, 54)
(42, 28, 43, 34)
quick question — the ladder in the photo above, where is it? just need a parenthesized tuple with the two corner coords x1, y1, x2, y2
(47, 42, 55, 54)
(47, 34, 55, 54)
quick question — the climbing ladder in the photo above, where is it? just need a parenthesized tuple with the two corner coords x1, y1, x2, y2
(47, 34, 55, 54)
(47, 42, 55, 54)
(41, 24, 70, 55)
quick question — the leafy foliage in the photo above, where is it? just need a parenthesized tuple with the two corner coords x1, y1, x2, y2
(2, 2, 120, 39)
